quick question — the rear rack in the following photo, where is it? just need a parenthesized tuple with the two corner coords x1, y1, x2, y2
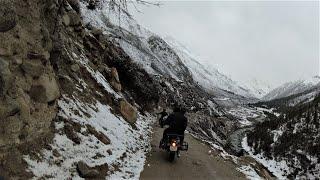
(166, 134, 184, 137)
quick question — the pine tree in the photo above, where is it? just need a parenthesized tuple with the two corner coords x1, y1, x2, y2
(314, 109, 319, 129)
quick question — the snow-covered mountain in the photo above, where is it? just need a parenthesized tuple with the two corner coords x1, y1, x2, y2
(262, 76, 320, 101)
(82, 6, 257, 101)
(243, 78, 272, 99)
(245, 93, 320, 179)
(164, 37, 256, 99)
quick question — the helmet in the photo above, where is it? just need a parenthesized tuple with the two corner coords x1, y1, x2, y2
(173, 103, 186, 114)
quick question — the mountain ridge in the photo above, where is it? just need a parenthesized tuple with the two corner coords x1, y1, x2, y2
(262, 76, 320, 101)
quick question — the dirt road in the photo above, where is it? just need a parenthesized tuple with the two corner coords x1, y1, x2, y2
(140, 126, 247, 180)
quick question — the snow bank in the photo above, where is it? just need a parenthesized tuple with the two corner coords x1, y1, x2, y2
(24, 96, 154, 179)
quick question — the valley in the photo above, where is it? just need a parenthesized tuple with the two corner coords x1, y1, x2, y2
(0, 0, 318, 179)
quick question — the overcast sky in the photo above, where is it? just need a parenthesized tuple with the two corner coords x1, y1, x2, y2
(130, 1, 319, 88)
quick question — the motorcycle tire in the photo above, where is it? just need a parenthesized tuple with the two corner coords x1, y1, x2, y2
(169, 151, 175, 162)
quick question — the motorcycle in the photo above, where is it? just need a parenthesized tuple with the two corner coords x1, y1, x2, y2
(159, 133, 188, 162)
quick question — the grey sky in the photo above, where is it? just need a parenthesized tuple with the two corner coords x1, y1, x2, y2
(130, 1, 319, 88)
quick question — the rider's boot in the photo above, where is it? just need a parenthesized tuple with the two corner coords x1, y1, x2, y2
(159, 139, 164, 148)
(177, 151, 181, 158)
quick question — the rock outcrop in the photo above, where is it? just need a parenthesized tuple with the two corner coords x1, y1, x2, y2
(77, 161, 99, 178)
(0, 0, 61, 177)
(109, 67, 122, 91)
(119, 99, 137, 124)
(29, 74, 60, 103)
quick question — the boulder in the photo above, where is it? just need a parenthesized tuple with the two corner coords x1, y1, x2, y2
(0, 58, 13, 95)
(86, 125, 110, 145)
(63, 11, 81, 26)
(21, 60, 44, 78)
(110, 80, 122, 92)
(119, 99, 137, 124)
(110, 67, 121, 91)
(29, 74, 60, 103)
(0, 3, 16, 32)
(111, 67, 120, 82)
(62, 14, 71, 26)
(76, 161, 100, 178)
(70, 64, 80, 72)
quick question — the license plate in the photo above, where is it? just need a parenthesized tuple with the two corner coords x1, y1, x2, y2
(170, 146, 178, 151)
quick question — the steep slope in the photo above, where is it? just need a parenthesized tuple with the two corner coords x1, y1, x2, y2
(81, 3, 257, 102)
(0, 1, 279, 179)
(0, 0, 159, 179)
(164, 37, 256, 100)
(244, 94, 320, 179)
(262, 76, 320, 101)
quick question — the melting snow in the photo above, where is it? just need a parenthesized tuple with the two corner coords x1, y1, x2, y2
(24, 96, 154, 179)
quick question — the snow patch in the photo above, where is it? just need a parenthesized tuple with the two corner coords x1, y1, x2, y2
(24, 95, 154, 179)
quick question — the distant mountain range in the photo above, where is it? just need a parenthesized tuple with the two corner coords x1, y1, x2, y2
(262, 76, 320, 101)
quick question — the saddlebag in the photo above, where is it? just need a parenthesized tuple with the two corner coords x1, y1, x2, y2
(181, 142, 188, 151)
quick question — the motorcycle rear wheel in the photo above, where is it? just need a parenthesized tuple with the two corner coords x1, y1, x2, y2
(169, 151, 175, 162)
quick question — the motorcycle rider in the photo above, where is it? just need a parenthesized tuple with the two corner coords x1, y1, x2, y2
(161, 105, 188, 147)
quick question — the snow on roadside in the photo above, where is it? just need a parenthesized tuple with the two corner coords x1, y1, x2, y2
(237, 165, 263, 180)
(189, 132, 267, 179)
(188, 132, 239, 164)
(24, 96, 155, 179)
(242, 136, 289, 179)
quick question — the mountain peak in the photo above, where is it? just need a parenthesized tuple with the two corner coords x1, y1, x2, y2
(262, 76, 320, 101)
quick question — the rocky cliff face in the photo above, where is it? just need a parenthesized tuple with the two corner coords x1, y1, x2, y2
(0, 0, 139, 178)
(0, 0, 60, 155)
(0, 0, 65, 177)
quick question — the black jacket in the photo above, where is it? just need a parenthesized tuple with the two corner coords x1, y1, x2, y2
(163, 112, 188, 134)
